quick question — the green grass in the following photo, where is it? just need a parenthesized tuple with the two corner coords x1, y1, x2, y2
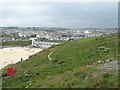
(2, 33, 119, 88)
(45, 40, 69, 43)
(2, 40, 32, 46)
(0, 33, 13, 37)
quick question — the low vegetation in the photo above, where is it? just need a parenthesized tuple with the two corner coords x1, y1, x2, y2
(2, 40, 32, 46)
(2, 33, 119, 88)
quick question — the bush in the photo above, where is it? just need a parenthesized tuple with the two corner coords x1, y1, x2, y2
(103, 73, 111, 78)
(2, 71, 7, 77)
(58, 61, 65, 64)
(52, 59, 59, 63)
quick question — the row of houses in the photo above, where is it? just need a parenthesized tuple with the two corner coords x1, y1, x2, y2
(85, 34, 102, 37)
(35, 34, 102, 41)
(17, 30, 102, 41)
(1, 37, 30, 42)
(36, 34, 85, 41)
(30, 38, 60, 48)
(18, 33, 32, 37)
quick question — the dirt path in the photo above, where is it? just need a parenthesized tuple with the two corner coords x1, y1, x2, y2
(48, 51, 53, 61)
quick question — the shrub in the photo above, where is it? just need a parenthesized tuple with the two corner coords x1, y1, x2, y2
(52, 59, 59, 63)
(98, 46, 106, 50)
(103, 73, 111, 78)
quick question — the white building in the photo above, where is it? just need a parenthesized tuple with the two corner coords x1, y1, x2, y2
(18, 33, 31, 37)
(84, 30, 91, 34)
(36, 34, 46, 38)
(18, 33, 23, 37)
(30, 38, 60, 48)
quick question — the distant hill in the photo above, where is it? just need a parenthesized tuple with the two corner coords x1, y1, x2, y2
(2, 33, 119, 88)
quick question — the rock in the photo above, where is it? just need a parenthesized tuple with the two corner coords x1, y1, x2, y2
(110, 58, 113, 61)
(34, 64, 38, 66)
(93, 75, 97, 77)
(101, 61, 104, 63)
(109, 66, 113, 69)
(105, 48, 110, 50)
(47, 75, 52, 78)
(106, 59, 110, 62)
(105, 58, 113, 62)
(116, 68, 119, 71)
(97, 61, 102, 64)
(24, 71, 27, 74)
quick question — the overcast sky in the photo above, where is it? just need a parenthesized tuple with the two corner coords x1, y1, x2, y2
(0, 1, 118, 28)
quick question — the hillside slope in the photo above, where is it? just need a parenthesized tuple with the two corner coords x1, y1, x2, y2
(2, 33, 119, 88)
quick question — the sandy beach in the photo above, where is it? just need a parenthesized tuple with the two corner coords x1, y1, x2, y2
(0, 47, 43, 69)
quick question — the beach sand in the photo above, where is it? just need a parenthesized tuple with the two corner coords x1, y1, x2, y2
(0, 47, 43, 69)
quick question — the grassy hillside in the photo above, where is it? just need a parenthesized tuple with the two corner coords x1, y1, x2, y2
(2, 33, 119, 88)
(2, 40, 32, 46)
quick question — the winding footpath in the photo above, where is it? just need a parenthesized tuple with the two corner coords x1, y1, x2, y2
(48, 51, 54, 61)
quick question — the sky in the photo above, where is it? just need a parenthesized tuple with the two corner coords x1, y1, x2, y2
(0, 0, 119, 28)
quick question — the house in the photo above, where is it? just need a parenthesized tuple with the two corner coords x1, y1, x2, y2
(84, 30, 91, 34)
(18, 33, 31, 37)
(30, 38, 60, 48)
(18, 33, 23, 37)
(36, 34, 46, 38)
